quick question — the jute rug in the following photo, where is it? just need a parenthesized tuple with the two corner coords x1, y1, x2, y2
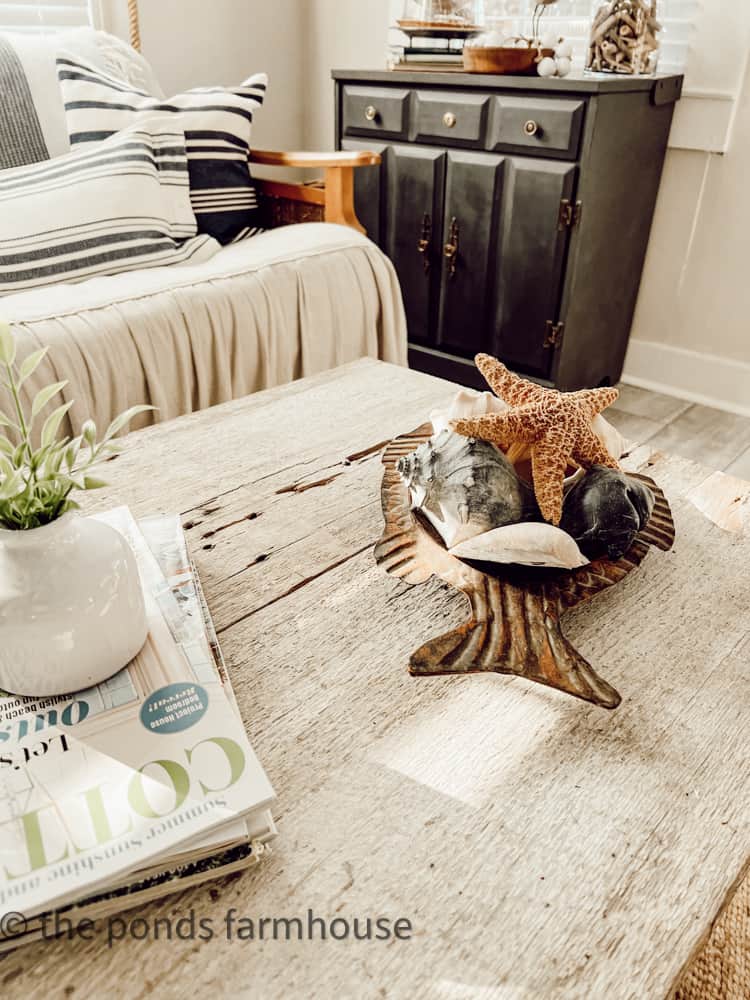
(674, 872, 750, 999)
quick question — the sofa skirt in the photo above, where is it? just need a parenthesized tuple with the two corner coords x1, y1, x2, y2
(1, 223, 408, 437)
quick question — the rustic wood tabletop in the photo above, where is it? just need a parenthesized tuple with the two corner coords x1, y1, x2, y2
(5, 359, 750, 1000)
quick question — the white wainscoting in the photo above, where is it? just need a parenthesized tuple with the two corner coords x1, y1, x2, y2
(623, 339, 750, 417)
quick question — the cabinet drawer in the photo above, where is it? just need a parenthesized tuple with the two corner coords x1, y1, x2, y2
(489, 97, 584, 159)
(342, 86, 410, 140)
(413, 91, 490, 147)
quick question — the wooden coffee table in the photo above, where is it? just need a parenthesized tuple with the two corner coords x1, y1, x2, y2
(9, 359, 750, 999)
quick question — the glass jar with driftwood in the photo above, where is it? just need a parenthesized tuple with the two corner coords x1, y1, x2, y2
(586, 0, 661, 75)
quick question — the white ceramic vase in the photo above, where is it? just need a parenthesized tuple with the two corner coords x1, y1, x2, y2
(0, 513, 148, 696)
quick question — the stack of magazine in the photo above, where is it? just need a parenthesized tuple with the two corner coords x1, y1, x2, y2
(0, 508, 276, 950)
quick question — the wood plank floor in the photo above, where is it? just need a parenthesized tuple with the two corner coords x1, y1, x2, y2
(609, 384, 750, 477)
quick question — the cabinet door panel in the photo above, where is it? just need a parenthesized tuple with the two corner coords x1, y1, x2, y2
(341, 138, 387, 247)
(492, 159, 577, 378)
(436, 151, 507, 358)
(383, 145, 446, 347)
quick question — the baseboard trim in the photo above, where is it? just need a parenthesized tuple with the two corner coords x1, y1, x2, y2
(622, 339, 750, 417)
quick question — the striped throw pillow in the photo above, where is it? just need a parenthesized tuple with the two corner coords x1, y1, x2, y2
(0, 120, 219, 295)
(57, 55, 268, 244)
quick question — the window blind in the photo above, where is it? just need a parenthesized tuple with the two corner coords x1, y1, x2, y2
(539, 0, 702, 77)
(0, 0, 95, 32)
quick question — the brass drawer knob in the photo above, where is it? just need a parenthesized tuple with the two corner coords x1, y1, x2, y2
(443, 111, 457, 128)
(365, 105, 378, 122)
(524, 119, 540, 137)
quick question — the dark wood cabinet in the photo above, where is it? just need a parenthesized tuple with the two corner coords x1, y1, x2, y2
(334, 70, 682, 391)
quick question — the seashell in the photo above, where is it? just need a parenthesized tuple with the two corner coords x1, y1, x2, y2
(560, 466, 655, 561)
(397, 428, 538, 549)
(430, 388, 507, 436)
(451, 521, 588, 570)
(592, 412, 625, 460)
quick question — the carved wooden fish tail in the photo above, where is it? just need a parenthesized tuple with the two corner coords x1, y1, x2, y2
(409, 575, 622, 709)
(408, 575, 494, 675)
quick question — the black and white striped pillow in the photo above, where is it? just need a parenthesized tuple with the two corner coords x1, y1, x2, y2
(57, 56, 268, 245)
(0, 120, 218, 294)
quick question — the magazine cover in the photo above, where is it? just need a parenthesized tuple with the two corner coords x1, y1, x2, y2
(0, 510, 275, 922)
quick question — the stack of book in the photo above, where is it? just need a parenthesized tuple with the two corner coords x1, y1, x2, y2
(388, 24, 470, 72)
(0, 508, 276, 950)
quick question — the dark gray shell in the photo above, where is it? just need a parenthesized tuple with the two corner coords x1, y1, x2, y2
(397, 429, 539, 538)
(560, 466, 655, 561)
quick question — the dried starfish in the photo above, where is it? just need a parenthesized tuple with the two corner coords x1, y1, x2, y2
(451, 354, 620, 525)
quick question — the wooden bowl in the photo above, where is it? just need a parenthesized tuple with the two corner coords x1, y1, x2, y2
(463, 45, 552, 75)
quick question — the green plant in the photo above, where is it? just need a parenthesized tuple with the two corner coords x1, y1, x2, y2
(0, 320, 152, 530)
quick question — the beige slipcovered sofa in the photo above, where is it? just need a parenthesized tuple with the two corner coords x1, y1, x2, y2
(4, 223, 407, 437)
(0, 28, 407, 435)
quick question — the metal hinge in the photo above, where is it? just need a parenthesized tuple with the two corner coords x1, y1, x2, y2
(544, 320, 565, 349)
(558, 199, 582, 231)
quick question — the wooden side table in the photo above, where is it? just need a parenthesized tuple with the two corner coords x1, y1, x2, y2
(334, 70, 682, 392)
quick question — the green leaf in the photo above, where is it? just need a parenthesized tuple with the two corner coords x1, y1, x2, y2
(0, 470, 24, 501)
(0, 320, 16, 367)
(102, 404, 155, 442)
(0, 411, 15, 430)
(81, 419, 97, 447)
(82, 475, 108, 490)
(0, 437, 14, 457)
(64, 436, 82, 470)
(41, 401, 74, 448)
(17, 347, 49, 386)
(31, 381, 67, 420)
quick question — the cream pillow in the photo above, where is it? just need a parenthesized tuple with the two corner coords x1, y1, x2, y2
(0, 28, 163, 168)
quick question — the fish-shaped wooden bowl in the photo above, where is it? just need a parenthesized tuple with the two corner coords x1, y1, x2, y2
(374, 424, 676, 709)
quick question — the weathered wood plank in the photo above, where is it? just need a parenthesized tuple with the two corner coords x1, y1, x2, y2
(644, 404, 750, 472)
(4, 360, 750, 1000)
(725, 445, 750, 481)
(614, 383, 693, 424)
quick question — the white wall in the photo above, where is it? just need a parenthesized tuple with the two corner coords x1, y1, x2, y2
(626, 56, 750, 410)
(102, 0, 305, 152)
(302, 0, 390, 149)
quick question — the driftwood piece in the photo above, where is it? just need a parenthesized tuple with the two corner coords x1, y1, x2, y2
(375, 422, 675, 709)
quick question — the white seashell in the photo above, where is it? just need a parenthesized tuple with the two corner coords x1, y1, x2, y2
(555, 56, 573, 77)
(537, 56, 558, 78)
(541, 30, 559, 49)
(592, 413, 626, 460)
(555, 40, 574, 59)
(430, 388, 508, 435)
(450, 522, 589, 570)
